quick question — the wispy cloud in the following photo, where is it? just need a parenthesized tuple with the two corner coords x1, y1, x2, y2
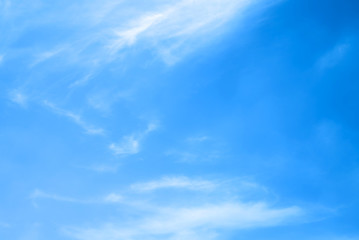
(109, 123, 157, 156)
(166, 135, 224, 163)
(186, 135, 210, 143)
(103, 193, 123, 203)
(64, 202, 302, 240)
(62, 175, 304, 240)
(16, 0, 264, 69)
(0, 0, 11, 18)
(68, 73, 93, 89)
(43, 100, 105, 135)
(107, 0, 258, 64)
(30, 46, 66, 67)
(30, 189, 82, 203)
(76, 163, 119, 173)
(0, 222, 10, 228)
(30, 189, 124, 205)
(8, 89, 28, 107)
(131, 176, 217, 192)
(317, 43, 350, 70)
(109, 135, 140, 155)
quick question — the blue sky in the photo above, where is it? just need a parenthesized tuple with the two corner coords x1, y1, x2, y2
(1, 0, 359, 239)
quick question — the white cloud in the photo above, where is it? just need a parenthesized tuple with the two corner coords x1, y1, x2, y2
(30, 46, 66, 67)
(107, 0, 258, 63)
(131, 176, 217, 192)
(0, 222, 10, 228)
(68, 73, 93, 89)
(103, 193, 123, 203)
(43, 100, 105, 135)
(30, 189, 81, 203)
(142, 203, 301, 231)
(144, 123, 157, 134)
(0, 0, 11, 17)
(187, 136, 210, 142)
(109, 123, 157, 156)
(78, 164, 119, 173)
(109, 135, 139, 155)
(166, 149, 222, 163)
(62, 175, 304, 240)
(166, 134, 224, 163)
(317, 43, 350, 70)
(108, 13, 165, 52)
(30, 189, 123, 205)
(64, 202, 302, 240)
(17, 0, 263, 67)
(8, 90, 28, 106)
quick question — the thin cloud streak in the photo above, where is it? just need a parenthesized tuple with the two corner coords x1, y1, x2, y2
(30, 46, 66, 67)
(103, 193, 123, 203)
(109, 123, 157, 156)
(107, 0, 258, 63)
(76, 164, 119, 173)
(30, 190, 125, 205)
(131, 176, 218, 192)
(317, 43, 350, 70)
(64, 202, 302, 240)
(109, 135, 139, 155)
(0, 222, 10, 228)
(8, 90, 28, 107)
(30, 189, 82, 203)
(43, 100, 105, 135)
(19, 0, 264, 67)
(63, 176, 304, 240)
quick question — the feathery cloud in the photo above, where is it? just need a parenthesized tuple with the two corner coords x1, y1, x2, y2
(64, 202, 302, 240)
(109, 123, 157, 156)
(0, 222, 10, 228)
(43, 100, 105, 135)
(317, 43, 350, 70)
(103, 193, 123, 203)
(30, 46, 66, 67)
(30, 189, 81, 203)
(131, 176, 217, 192)
(62, 175, 304, 240)
(109, 135, 140, 155)
(8, 90, 28, 107)
(106, 0, 257, 63)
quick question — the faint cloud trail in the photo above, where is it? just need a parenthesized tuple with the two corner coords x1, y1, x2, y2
(317, 43, 350, 70)
(43, 100, 105, 135)
(130, 176, 218, 192)
(109, 123, 158, 156)
(8, 90, 28, 107)
(63, 176, 304, 240)
(106, 0, 258, 64)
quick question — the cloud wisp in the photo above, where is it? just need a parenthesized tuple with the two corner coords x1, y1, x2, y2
(106, 0, 258, 64)
(317, 43, 350, 70)
(63, 176, 303, 240)
(30, 189, 83, 204)
(14, 0, 265, 69)
(8, 90, 28, 107)
(0, 222, 10, 228)
(43, 100, 105, 135)
(30, 189, 125, 205)
(130, 176, 218, 192)
(65, 203, 301, 240)
(109, 123, 157, 156)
